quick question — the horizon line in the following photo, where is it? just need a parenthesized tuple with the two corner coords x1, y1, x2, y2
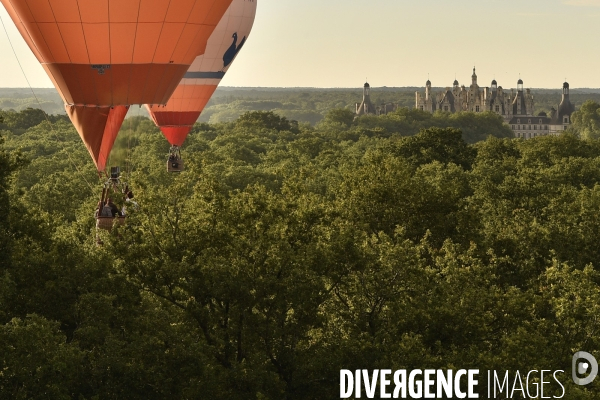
(2, 86, 600, 90)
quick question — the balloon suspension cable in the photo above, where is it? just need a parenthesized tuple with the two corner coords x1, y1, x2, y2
(0, 14, 96, 195)
(126, 107, 132, 176)
(169, 145, 181, 158)
(125, 104, 142, 175)
(102, 167, 128, 196)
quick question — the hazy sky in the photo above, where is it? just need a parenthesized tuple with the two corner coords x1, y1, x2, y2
(1, 0, 599, 89)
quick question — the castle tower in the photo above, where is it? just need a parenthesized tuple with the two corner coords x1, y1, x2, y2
(356, 81, 376, 116)
(468, 67, 481, 112)
(452, 79, 462, 110)
(416, 78, 437, 113)
(488, 79, 500, 113)
(426, 79, 432, 101)
(512, 78, 527, 116)
(552, 81, 575, 128)
(562, 81, 570, 99)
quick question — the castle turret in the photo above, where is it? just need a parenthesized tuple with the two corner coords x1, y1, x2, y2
(356, 81, 376, 116)
(488, 79, 500, 113)
(553, 81, 575, 125)
(513, 78, 527, 115)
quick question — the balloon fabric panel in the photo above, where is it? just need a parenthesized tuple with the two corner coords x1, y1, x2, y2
(160, 126, 197, 147)
(65, 105, 129, 171)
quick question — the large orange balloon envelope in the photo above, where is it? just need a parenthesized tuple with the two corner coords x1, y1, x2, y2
(1, 0, 233, 170)
(147, 0, 257, 147)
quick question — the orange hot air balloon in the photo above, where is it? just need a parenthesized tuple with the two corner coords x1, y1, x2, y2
(147, 0, 257, 148)
(1, 0, 233, 171)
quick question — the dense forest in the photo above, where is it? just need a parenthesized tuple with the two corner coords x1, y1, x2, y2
(2, 104, 600, 399)
(2, 86, 600, 126)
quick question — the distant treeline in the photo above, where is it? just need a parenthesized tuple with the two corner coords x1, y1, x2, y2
(2, 86, 600, 126)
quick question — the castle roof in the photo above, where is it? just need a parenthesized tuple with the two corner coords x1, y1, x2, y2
(439, 90, 456, 113)
(512, 90, 528, 115)
(554, 99, 575, 123)
(552, 81, 575, 123)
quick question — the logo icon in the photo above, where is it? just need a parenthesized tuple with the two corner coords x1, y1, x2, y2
(91, 64, 111, 75)
(573, 351, 598, 385)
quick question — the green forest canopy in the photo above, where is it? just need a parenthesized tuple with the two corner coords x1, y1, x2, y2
(2, 106, 600, 398)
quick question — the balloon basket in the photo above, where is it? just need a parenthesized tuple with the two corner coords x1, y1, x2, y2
(167, 146, 184, 172)
(167, 158, 184, 172)
(96, 216, 126, 231)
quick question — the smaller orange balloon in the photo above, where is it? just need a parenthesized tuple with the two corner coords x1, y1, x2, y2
(147, 0, 258, 146)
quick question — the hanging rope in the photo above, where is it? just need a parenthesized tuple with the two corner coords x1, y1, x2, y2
(126, 107, 133, 176)
(123, 105, 142, 180)
(0, 13, 96, 194)
(127, 105, 143, 175)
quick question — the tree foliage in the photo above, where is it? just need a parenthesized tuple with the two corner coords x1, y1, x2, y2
(571, 100, 600, 140)
(0, 108, 599, 398)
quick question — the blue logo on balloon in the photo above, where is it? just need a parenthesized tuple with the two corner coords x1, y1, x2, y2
(222, 32, 247, 71)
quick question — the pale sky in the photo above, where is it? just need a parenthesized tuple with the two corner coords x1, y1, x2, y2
(1, 0, 599, 89)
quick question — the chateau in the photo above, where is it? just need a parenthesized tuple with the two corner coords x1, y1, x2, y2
(414, 68, 575, 138)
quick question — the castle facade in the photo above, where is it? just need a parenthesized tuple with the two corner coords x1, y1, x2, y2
(415, 68, 575, 139)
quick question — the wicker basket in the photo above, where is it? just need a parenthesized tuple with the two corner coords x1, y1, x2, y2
(96, 216, 126, 231)
(167, 158, 184, 172)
